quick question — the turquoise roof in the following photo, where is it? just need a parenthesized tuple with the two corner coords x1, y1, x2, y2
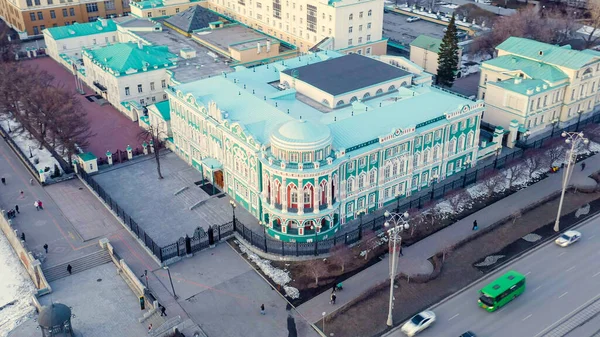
(84, 43, 177, 75)
(488, 78, 565, 96)
(482, 55, 568, 83)
(151, 101, 171, 121)
(173, 51, 482, 153)
(78, 152, 97, 161)
(497, 37, 600, 70)
(410, 35, 443, 53)
(131, 0, 164, 9)
(45, 19, 117, 40)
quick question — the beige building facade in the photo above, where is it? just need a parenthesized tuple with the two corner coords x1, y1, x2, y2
(409, 34, 462, 76)
(479, 37, 600, 139)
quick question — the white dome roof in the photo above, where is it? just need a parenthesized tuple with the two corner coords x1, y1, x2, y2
(271, 119, 332, 151)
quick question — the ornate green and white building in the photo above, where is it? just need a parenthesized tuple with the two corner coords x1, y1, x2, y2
(165, 51, 484, 242)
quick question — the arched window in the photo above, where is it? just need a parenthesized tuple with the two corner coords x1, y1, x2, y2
(384, 165, 390, 178)
(376, 88, 383, 95)
(350, 96, 358, 103)
(392, 161, 398, 176)
(400, 81, 408, 87)
(291, 187, 298, 203)
(320, 180, 328, 205)
(336, 100, 345, 107)
(358, 173, 365, 189)
(369, 170, 376, 185)
(388, 85, 396, 92)
(583, 67, 593, 76)
(433, 145, 440, 160)
(458, 134, 466, 152)
(322, 99, 330, 106)
(347, 177, 354, 193)
(423, 149, 430, 164)
(413, 153, 420, 167)
(349, 13, 353, 20)
(467, 132, 474, 147)
(447, 138, 456, 154)
(363, 92, 371, 99)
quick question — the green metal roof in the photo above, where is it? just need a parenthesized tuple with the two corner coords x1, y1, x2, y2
(482, 55, 568, 83)
(496, 37, 600, 70)
(84, 42, 177, 75)
(45, 19, 117, 40)
(78, 152, 97, 161)
(131, 0, 164, 9)
(410, 35, 443, 53)
(151, 100, 171, 121)
(480, 270, 525, 298)
(488, 78, 564, 96)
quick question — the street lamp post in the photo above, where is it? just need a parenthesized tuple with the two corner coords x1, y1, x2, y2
(493, 147, 501, 168)
(551, 118, 559, 137)
(230, 200, 237, 231)
(576, 110, 584, 131)
(395, 193, 402, 213)
(356, 209, 365, 239)
(311, 224, 318, 255)
(163, 266, 178, 299)
(259, 221, 267, 251)
(429, 174, 439, 200)
(384, 210, 410, 327)
(522, 130, 531, 144)
(554, 131, 589, 232)
(29, 146, 33, 158)
(462, 159, 472, 186)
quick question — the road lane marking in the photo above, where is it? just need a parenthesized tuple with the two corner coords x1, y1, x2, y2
(448, 313, 459, 321)
(533, 286, 542, 292)
(559, 292, 569, 299)
(559, 252, 566, 257)
(525, 271, 531, 276)
(593, 271, 600, 277)
(566, 266, 576, 272)
(523, 314, 532, 321)
(590, 235, 596, 239)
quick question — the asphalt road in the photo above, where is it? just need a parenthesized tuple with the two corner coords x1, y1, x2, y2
(386, 213, 600, 337)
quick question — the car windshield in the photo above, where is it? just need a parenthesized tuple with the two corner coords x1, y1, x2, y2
(560, 234, 571, 241)
(410, 314, 425, 325)
(479, 294, 495, 306)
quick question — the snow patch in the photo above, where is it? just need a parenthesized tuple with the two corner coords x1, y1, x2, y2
(236, 241, 299, 299)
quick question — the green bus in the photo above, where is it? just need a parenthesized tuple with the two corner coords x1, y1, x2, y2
(478, 270, 526, 312)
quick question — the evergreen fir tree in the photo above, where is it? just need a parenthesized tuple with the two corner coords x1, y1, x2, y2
(436, 14, 460, 87)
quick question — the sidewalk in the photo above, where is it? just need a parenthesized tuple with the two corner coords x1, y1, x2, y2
(0, 137, 203, 335)
(297, 154, 600, 324)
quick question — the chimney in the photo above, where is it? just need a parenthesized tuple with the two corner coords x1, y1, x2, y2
(137, 40, 143, 50)
(266, 40, 271, 52)
(100, 18, 107, 27)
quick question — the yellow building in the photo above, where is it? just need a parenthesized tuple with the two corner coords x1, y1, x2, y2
(479, 37, 600, 146)
(409, 35, 462, 76)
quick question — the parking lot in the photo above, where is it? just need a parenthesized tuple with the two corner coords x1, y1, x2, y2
(383, 12, 447, 46)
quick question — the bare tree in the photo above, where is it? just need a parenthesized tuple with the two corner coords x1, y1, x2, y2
(544, 138, 568, 166)
(511, 210, 522, 224)
(360, 229, 379, 261)
(138, 123, 167, 179)
(480, 170, 504, 198)
(523, 148, 551, 178)
(583, 123, 600, 143)
(50, 93, 93, 164)
(581, 0, 600, 48)
(444, 189, 473, 220)
(441, 244, 454, 262)
(306, 259, 328, 286)
(329, 244, 354, 273)
(0, 22, 19, 63)
(505, 161, 527, 189)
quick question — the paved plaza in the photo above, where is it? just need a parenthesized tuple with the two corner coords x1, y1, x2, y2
(163, 244, 319, 337)
(10, 263, 150, 337)
(92, 152, 259, 246)
(23, 58, 143, 158)
(383, 12, 446, 45)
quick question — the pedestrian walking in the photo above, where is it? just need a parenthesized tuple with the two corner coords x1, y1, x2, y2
(34, 201, 39, 211)
(20, 232, 25, 242)
(43, 243, 48, 253)
(160, 305, 167, 317)
(582, 162, 586, 171)
(38, 200, 43, 209)
(67, 264, 72, 275)
(330, 293, 336, 305)
(331, 285, 337, 294)
(399, 245, 403, 256)
(472, 220, 478, 231)
(19, 190, 23, 197)
(260, 304, 265, 315)
(148, 323, 153, 333)
(29, 178, 33, 185)
(15, 205, 19, 214)
(1, 177, 5, 185)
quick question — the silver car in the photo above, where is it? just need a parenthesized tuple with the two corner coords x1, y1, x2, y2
(401, 310, 436, 336)
(555, 230, 581, 247)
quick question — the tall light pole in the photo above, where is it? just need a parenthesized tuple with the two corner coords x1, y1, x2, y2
(310, 224, 318, 255)
(493, 147, 501, 168)
(384, 210, 409, 327)
(230, 200, 237, 231)
(462, 159, 471, 186)
(259, 221, 267, 251)
(163, 266, 177, 299)
(429, 174, 439, 200)
(551, 118, 559, 137)
(554, 131, 589, 232)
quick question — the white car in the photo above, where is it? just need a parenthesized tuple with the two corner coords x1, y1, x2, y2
(401, 311, 436, 336)
(406, 16, 421, 22)
(555, 230, 581, 247)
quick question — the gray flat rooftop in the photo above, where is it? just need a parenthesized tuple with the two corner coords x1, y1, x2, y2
(282, 53, 411, 96)
(136, 29, 231, 82)
(195, 25, 271, 52)
(115, 17, 158, 28)
(91, 152, 259, 246)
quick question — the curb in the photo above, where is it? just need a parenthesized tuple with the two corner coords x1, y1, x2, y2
(382, 210, 600, 337)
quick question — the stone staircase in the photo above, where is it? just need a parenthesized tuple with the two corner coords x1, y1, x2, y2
(43, 249, 112, 282)
(144, 310, 167, 334)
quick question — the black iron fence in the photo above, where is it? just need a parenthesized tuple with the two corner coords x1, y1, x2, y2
(516, 111, 600, 149)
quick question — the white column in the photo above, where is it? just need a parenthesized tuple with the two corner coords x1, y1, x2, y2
(270, 177, 275, 207)
(314, 184, 320, 214)
(327, 173, 333, 209)
(282, 178, 287, 213)
(298, 179, 304, 215)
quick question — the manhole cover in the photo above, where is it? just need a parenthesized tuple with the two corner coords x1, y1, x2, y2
(96, 278, 102, 282)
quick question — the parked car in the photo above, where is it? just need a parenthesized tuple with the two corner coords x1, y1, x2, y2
(406, 16, 421, 22)
(555, 230, 581, 247)
(460, 332, 477, 337)
(401, 311, 436, 336)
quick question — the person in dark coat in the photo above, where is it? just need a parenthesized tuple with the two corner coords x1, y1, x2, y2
(330, 293, 336, 305)
(20, 232, 25, 242)
(43, 243, 48, 253)
(160, 305, 167, 317)
(15, 205, 19, 214)
(582, 162, 586, 171)
(472, 220, 478, 231)
(260, 304, 265, 315)
(67, 264, 72, 275)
